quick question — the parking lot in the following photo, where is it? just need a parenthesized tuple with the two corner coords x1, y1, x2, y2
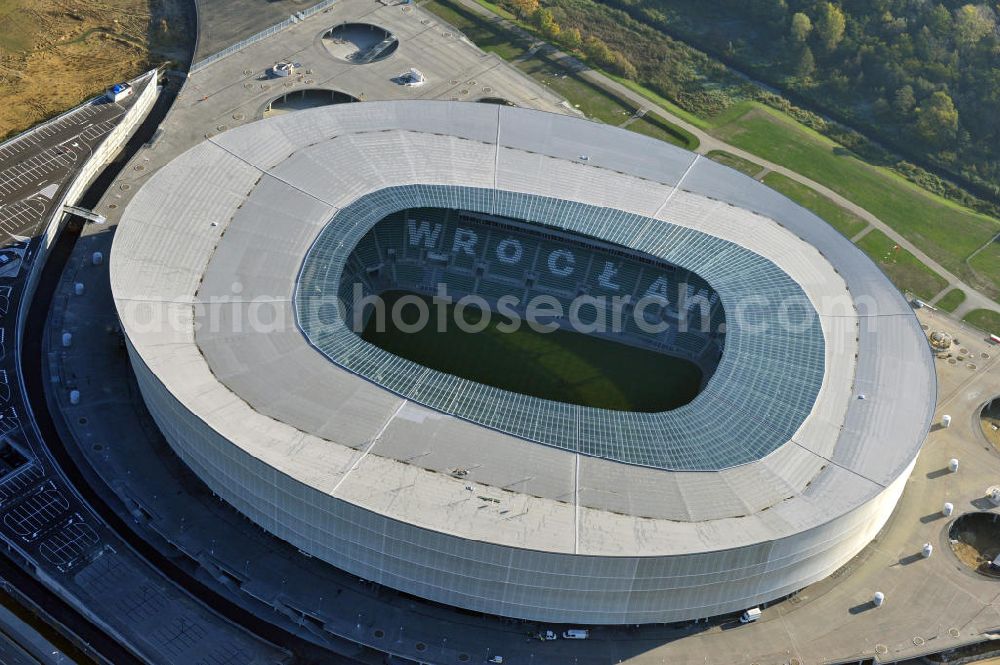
(0, 99, 128, 248)
(0, 91, 137, 580)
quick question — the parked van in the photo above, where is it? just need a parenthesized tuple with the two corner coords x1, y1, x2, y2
(562, 629, 590, 639)
(739, 607, 762, 623)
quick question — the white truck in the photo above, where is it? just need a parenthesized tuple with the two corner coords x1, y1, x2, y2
(105, 82, 133, 103)
(562, 629, 589, 639)
(740, 607, 762, 623)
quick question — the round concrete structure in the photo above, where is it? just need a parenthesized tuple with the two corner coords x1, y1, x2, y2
(322, 23, 399, 64)
(110, 101, 935, 624)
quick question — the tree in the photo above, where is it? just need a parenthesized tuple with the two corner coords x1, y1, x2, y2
(611, 51, 638, 79)
(535, 8, 561, 40)
(790, 12, 813, 42)
(561, 27, 582, 50)
(508, 0, 538, 19)
(873, 97, 892, 118)
(954, 4, 995, 46)
(926, 4, 952, 39)
(748, 0, 788, 24)
(795, 45, 816, 78)
(915, 91, 959, 146)
(583, 35, 613, 64)
(816, 2, 846, 52)
(893, 85, 916, 115)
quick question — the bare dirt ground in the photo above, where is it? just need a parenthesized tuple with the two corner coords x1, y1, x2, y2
(0, 0, 192, 140)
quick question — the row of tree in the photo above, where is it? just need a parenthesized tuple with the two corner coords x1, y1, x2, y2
(500, 0, 638, 77)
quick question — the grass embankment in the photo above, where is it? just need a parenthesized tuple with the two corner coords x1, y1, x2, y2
(707, 150, 762, 177)
(967, 240, 1000, 293)
(935, 289, 966, 313)
(363, 291, 703, 412)
(764, 171, 946, 297)
(424, 0, 528, 60)
(855, 230, 948, 300)
(423, 0, 698, 149)
(628, 112, 699, 149)
(963, 309, 1000, 334)
(762, 172, 867, 238)
(713, 105, 1000, 300)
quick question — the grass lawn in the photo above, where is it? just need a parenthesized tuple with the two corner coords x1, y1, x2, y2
(763, 172, 868, 238)
(855, 229, 948, 300)
(935, 288, 966, 313)
(469, 0, 516, 20)
(363, 291, 703, 412)
(963, 309, 1000, 334)
(513, 57, 635, 124)
(455, 0, 730, 138)
(603, 73, 711, 129)
(627, 112, 699, 150)
(421, 0, 527, 60)
(967, 239, 1000, 296)
(713, 105, 1000, 299)
(707, 150, 762, 177)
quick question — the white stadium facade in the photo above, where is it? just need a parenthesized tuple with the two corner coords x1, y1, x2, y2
(110, 101, 935, 625)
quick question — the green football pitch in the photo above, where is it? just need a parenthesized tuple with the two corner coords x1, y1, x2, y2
(361, 291, 704, 412)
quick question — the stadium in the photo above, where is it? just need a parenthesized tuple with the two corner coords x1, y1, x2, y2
(109, 101, 935, 625)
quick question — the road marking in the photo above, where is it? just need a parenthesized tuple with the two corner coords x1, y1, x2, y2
(0, 102, 122, 170)
(0, 199, 46, 238)
(32, 184, 58, 200)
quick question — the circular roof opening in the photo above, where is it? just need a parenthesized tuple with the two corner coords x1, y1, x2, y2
(323, 23, 398, 64)
(263, 89, 358, 118)
(949, 512, 1000, 578)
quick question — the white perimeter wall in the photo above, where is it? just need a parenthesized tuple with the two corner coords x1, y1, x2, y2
(128, 335, 913, 624)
